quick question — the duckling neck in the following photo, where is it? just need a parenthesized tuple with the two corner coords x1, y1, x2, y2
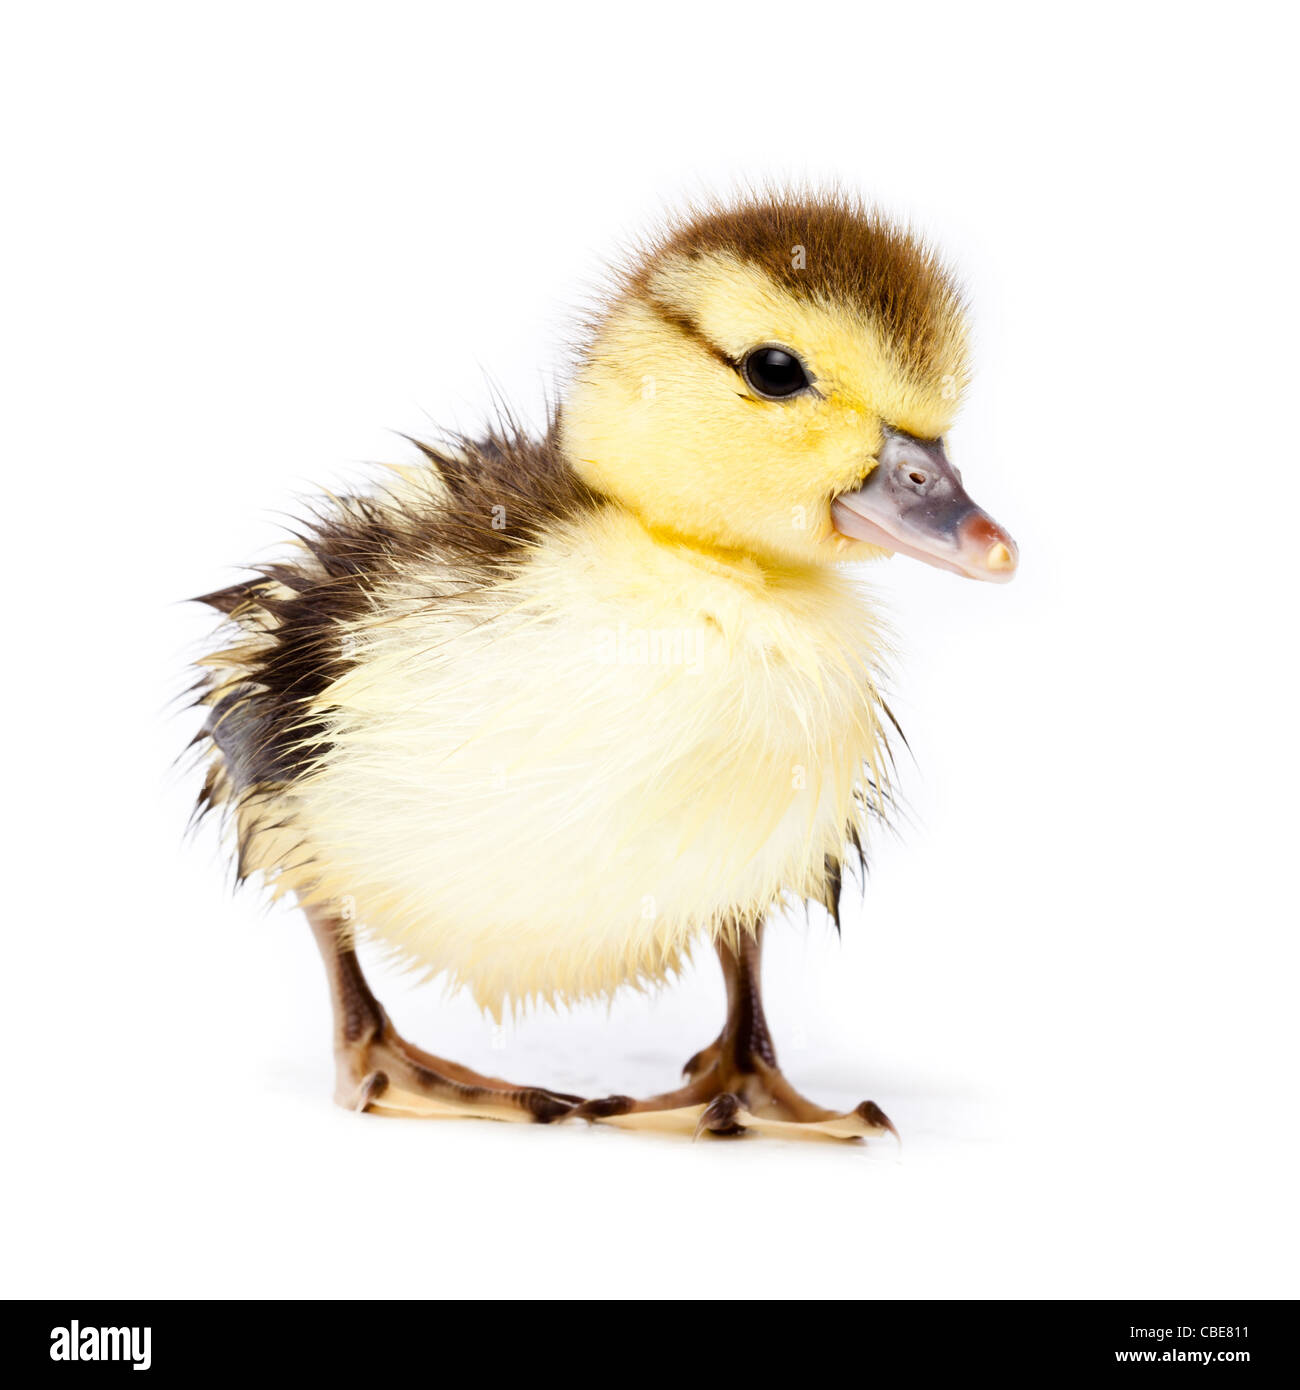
(558, 502, 886, 670)
(587, 497, 831, 591)
(635, 516, 804, 582)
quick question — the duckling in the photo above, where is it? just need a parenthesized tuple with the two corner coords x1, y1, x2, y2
(191, 191, 1017, 1140)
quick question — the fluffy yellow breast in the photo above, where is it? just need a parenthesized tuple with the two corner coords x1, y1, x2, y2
(281, 503, 893, 1014)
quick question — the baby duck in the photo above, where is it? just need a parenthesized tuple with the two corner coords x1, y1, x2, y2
(192, 191, 1017, 1140)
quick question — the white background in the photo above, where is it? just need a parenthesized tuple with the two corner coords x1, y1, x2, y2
(3, 2, 1297, 1299)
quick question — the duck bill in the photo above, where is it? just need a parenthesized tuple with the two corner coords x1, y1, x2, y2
(831, 428, 1018, 582)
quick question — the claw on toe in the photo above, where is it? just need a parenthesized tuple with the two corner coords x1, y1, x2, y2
(353, 1070, 389, 1113)
(574, 1094, 636, 1120)
(695, 1092, 748, 1139)
(522, 1090, 580, 1124)
(857, 1100, 899, 1141)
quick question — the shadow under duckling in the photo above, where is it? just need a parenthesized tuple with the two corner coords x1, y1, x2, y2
(191, 190, 1017, 1141)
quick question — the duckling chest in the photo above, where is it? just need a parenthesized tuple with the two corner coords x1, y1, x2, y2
(299, 524, 888, 934)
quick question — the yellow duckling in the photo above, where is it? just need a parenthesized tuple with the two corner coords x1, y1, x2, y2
(192, 191, 1017, 1140)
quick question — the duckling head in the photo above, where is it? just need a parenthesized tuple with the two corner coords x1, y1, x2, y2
(562, 192, 1017, 580)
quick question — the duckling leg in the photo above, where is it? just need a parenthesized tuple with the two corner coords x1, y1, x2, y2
(305, 905, 581, 1123)
(578, 924, 897, 1143)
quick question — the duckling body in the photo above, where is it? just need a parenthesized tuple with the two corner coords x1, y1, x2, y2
(194, 192, 1016, 1136)
(209, 490, 887, 1009)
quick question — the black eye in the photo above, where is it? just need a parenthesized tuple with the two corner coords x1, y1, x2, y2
(742, 345, 810, 399)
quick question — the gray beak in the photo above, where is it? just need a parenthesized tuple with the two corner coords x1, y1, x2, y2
(831, 427, 1018, 582)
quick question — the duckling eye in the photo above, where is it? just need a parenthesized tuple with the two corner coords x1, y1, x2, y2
(741, 345, 811, 400)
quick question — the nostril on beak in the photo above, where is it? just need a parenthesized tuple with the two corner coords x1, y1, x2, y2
(908, 470, 927, 485)
(986, 541, 1015, 571)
